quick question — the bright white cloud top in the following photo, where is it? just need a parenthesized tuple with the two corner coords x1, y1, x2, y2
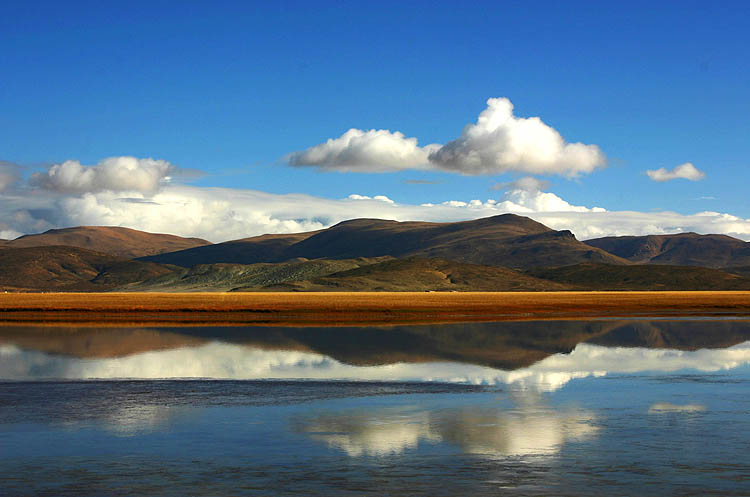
(429, 98, 605, 176)
(647, 162, 705, 182)
(287, 98, 605, 177)
(29, 156, 174, 194)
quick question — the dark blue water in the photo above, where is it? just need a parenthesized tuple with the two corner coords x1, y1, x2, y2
(1, 321, 750, 496)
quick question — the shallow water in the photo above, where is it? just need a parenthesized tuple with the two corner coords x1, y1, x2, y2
(1, 320, 750, 496)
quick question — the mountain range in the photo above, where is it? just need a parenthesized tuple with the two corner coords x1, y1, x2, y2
(2, 214, 750, 292)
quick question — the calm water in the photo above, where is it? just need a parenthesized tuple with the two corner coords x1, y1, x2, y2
(1, 320, 750, 496)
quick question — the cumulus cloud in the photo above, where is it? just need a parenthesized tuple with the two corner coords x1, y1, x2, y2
(430, 98, 605, 176)
(485, 176, 605, 214)
(29, 156, 174, 194)
(286, 128, 440, 172)
(647, 162, 705, 182)
(286, 98, 605, 177)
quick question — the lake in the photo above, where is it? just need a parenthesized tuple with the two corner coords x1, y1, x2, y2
(1, 320, 749, 496)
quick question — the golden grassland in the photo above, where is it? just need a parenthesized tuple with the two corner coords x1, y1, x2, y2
(0, 291, 749, 327)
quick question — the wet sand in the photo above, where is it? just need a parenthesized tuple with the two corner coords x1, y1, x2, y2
(1, 291, 749, 326)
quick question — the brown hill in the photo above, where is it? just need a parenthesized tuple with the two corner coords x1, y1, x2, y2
(585, 232, 750, 268)
(253, 257, 570, 292)
(0, 245, 177, 291)
(4, 226, 210, 259)
(527, 263, 750, 290)
(143, 214, 627, 270)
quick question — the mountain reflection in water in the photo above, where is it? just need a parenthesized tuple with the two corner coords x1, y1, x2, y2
(2, 320, 750, 390)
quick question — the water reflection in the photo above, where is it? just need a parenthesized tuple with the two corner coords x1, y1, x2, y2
(300, 409, 440, 457)
(3, 340, 750, 391)
(2, 320, 750, 391)
(297, 397, 599, 458)
(430, 405, 598, 458)
(648, 402, 707, 414)
(86, 404, 177, 436)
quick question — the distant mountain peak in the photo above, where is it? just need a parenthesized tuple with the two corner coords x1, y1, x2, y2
(3, 225, 211, 259)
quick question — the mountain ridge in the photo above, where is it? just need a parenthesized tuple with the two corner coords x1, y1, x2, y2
(585, 232, 750, 268)
(1, 226, 211, 259)
(142, 214, 627, 270)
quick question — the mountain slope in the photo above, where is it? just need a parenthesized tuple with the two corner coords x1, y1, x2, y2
(4, 226, 211, 259)
(129, 257, 388, 292)
(140, 231, 319, 267)
(254, 257, 571, 292)
(0, 246, 177, 291)
(585, 233, 750, 268)
(144, 214, 627, 270)
(527, 263, 750, 290)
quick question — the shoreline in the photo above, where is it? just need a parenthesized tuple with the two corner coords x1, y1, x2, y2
(1, 291, 749, 327)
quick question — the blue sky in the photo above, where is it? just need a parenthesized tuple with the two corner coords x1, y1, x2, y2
(1, 1, 749, 241)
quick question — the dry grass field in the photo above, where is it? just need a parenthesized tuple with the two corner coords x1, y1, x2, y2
(1, 291, 749, 326)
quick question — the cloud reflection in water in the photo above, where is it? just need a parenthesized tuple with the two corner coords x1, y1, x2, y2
(297, 395, 599, 458)
(2, 340, 750, 391)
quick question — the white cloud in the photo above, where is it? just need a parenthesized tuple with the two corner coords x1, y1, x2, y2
(497, 189, 605, 214)
(429, 98, 605, 176)
(286, 128, 439, 172)
(30, 156, 174, 194)
(485, 176, 606, 214)
(347, 194, 395, 204)
(0, 229, 22, 240)
(647, 162, 705, 182)
(286, 98, 605, 177)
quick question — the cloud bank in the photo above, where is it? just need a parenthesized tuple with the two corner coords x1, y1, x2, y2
(1, 156, 748, 242)
(2, 181, 750, 242)
(287, 98, 606, 177)
(647, 162, 705, 182)
(29, 156, 174, 194)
